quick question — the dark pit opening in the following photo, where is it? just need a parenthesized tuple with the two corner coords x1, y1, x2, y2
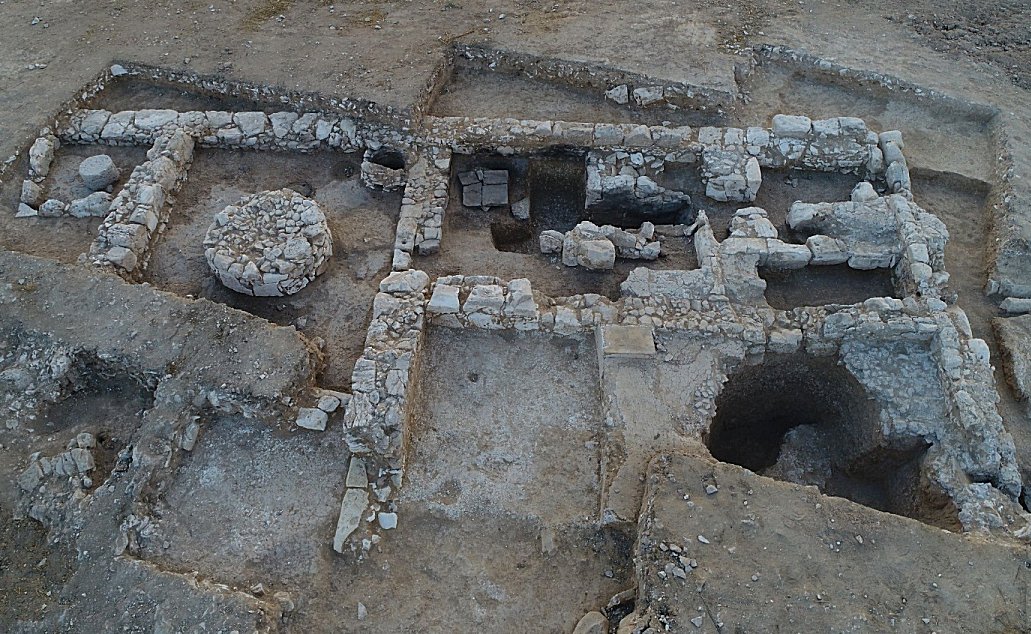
(528, 152, 586, 235)
(368, 147, 405, 170)
(760, 265, 899, 309)
(706, 353, 960, 529)
(490, 219, 533, 253)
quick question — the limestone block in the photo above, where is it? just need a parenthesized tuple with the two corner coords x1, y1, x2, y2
(772, 114, 812, 138)
(540, 230, 564, 254)
(765, 242, 811, 269)
(577, 239, 616, 270)
(332, 489, 368, 553)
(806, 235, 849, 265)
(598, 324, 656, 358)
(464, 284, 505, 314)
(380, 269, 430, 295)
(428, 284, 461, 314)
(20, 180, 43, 206)
(69, 192, 113, 218)
(296, 407, 328, 431)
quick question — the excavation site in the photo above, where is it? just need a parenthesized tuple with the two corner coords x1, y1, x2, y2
(2, 1, 1031, 632)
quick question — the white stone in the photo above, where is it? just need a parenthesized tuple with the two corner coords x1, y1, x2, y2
(428, 284, 461, 314)
(333, 489, 368, 552)
(772, 114, 812, 138)
(605, 84, 629, 105)
(296, 407, 328, 431)
(577, 239, 616, 270)
(380, 269, 430, 295)
(850, 181, 878, 203)
(377, 512, 398, 530)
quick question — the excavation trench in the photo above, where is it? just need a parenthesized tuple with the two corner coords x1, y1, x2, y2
(706, 353, 960, 529)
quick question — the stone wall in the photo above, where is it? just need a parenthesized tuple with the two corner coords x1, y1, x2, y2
(87, 130, 195, 278)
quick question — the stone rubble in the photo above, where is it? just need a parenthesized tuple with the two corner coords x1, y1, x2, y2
(203, 188, 333, 297)
(540, 220, 661, 270)
(585, 149, 692, 216)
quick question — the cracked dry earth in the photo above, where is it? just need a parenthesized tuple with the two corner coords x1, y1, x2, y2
(3, 1, 1031, 633)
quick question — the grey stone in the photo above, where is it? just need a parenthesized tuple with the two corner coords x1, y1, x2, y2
(38, 198, 68, 217)
(772, 114, 812, 138)
(598, 325, 656, 358)
(20, 180, 43, 206)
(296, 407, 328, 431)
(16, 203, 38, 218)
(605, 84, 629, 105)
(428, 284, 461, 314)
(511, 197, 530, 220)
(333, 489, 368, 553)
(345, 457, 368, 488)
(1001, 298, 1031, 314)
(806, 235, 850, 265)
(462, 183, 482, 207)
(106, 246, 138, 271)
(79, 154, 121, 190)
(481, 170, 508, 185)
(573, 611, 609, 634)
(69, 191, 113, 218)
(233, 112, 268, 137)
(377, 512, 398, 530)
(380, 269, 430, 294)
(540, 230, 564, 254)
(69, 448, 94, 473)
(480, 183, 509, 207)
(886, 161, 911, 193)
(577, 239, 616, 270)
(28, 136, 56, 179)
(850, 181, 878, 203)
(464, 284, 506, 313)
(633, 86, 665, 106)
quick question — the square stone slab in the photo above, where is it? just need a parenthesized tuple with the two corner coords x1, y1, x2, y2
(462, 183, 482, 207)
(482, 169, 509, 185)
(480, 183, 509, 207)
(598, 324, 656, 358)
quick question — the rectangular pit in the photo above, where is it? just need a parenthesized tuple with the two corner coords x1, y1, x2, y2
(300, 328, 632, 631)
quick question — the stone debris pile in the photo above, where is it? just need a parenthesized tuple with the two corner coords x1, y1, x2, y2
(459, 168, 509, 208)
(19, 432, 97, 493)
(203, 189, 333, 296)
(540, 220, 661, 270)
(585, 150, 691, 215)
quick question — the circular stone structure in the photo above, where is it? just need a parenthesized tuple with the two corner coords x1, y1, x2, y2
(78, 154, 120, 190)
(203, 189, 333, 296)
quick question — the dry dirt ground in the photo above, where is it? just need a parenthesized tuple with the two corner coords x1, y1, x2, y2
(2, 1, 1031, 633)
